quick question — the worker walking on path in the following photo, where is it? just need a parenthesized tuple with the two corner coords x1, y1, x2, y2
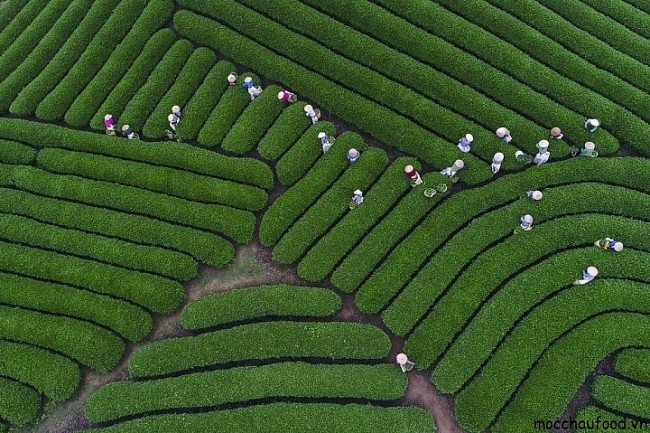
(396, 353, 415, 373)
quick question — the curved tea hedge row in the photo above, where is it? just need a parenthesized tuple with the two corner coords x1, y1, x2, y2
(0, 376, 40, 427)
(180, 285, 341, 330)
(174, 9, 492, 184)
(615, 348, 650, 383)
(592, 375, 650, 419)
(86, 363, 406, 423)
(129, 321, 391, 378)
(257, 102, 312, 161)
(0, 271, 152, 342)
(77, 403, 434, 433)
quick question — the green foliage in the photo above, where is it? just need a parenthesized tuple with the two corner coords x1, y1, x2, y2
(305, 0, 619, 154)
(0, 340, 80, 402)
(65, 0, 175, 127)
(180, 285, 341, 329)
(77, 403, 435, 433)
(425, 0, 650, 155)
(0, 0, 91, 112)
(142, 47, 216, 138)
(0, 211, 197, 280)
(592, 375, 650, 419)
(221, 85, 284, 154)
(0, 239, 184, 313)
(329, 172, 448, 292)
(260, 132, 363, 246)
(118, 39, 194, 130)
(86, 363, 406, 423)
(36, 148, 268, 211)
(177, 61, 234, 140)
(298, 157, 419, 282)
(405, 214, 650, 371)
(257, 102, 312, 161)
(273, 147, 389, 264)
(0, 139, 35, 164)
(197, 73, 254, 147)
(578, 0, 650, 40)
(0, 187, 235, 267)
(492, 313, 650, 433)
(89, 29, 176, 130)
(575, 406, 633, 433)
(0, 118, 274, 189)
(0, 0, 35, 51)
(615, 348, 650, 384)
(129, 321, 391, 377)
(0, 377, 40, 427)
(0, 304, 124, 372)
(276, 121, 336, 186)
(8, 0, 117, 115)
(0, 272, 152, 342)
(174, 9, 491, 183)
(35, 0, 153, 120)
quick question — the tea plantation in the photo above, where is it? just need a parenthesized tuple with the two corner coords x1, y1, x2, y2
(0, 1, 648, 432)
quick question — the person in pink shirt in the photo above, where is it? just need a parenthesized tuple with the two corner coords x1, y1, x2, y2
(104, 114, 116, 135)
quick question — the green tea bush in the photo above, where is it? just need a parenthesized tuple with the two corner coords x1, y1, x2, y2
(273, 148, 388, 264)
(592, 375, 650, 419)
(0, 140, 35, 164)
(66, 0, 175, 128)
(180, 285, 341, 329)
(0, 340, 80, 401)
(0, 272, 152, 341)
(298, 157, 418, 282)
(257, 102, 312, 161)
(129, 321, 391, 377)
(615, 348, 650, 383)
(86, 363, 406, 423)
(0, 304, 124, 372)
(0, 377, 40, 427)
(0, 0, 35, 51)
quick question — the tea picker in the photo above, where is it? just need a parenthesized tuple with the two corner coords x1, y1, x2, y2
(457, 133, 473, 153)
(349, 189, 364, 209)
(514, 214, 533, 234)
(496, 127, 512, 144)
(396, 353, 415, 373)
(304, 104, 321, 124)
(440, 159, 464, 182)
(550, 127, 563, 140)
(171, 105, 182, 120)
(243, 77, 263, 100)
(404, 165, 423, 187)
(319, 132, 333, 153)
(227, 72, 238, 86)
(577, 142, 598, 158)
(277, 90, 297, 103)
(585, 118, 600, 133)
(595, 238, 624, 252)
(527, 190, 543, 201)
(491, 152, 504, 174)
(121, 124, 139, 140)
(347, 148, 360, 163)
(515, 150, 532, 164)
(574, 266, 598, 285)
(533, 140, 550, 165)
(166, 113, 180, 142)
(104, 114, 116, 135)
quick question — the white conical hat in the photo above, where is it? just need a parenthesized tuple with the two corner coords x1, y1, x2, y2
(496, 127, 508, 138)
(348, 148, 359, 157)
(452, 159, 465, 169)
(550, 127, 562, 136)
(588, 119, 600, 126)
(172, 105, 180, 113)
(537, 139, 549, 149)
(277, 91, 285, 100)
(121, 124, 130, 131)
(587, 266, 598, 276)
(532, 191, 543, 200)
(493, 152, 504, 162)
(584, 141, 595, 150)
(304, 105, 313, 112)
(523, 214, 533, 223)
(515, 150, 525, 158)
(614, 242, 624, 252)
(244, 77, 252, 83)
(104, 114, 112, 120)
(465, 133, 474, 142)
(168, 114, 174, 121)
(317, 132, 326, 139)
(404, 165, 414, 173)
(396, 353, 408, 364)
(354, 189, 362, 195)
(227, 72, 237, 81)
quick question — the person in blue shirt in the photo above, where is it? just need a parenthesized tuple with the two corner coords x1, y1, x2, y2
(595, 238, 624, 252)
(457, 133, 473, 153)
(574, 266, 598, 285)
